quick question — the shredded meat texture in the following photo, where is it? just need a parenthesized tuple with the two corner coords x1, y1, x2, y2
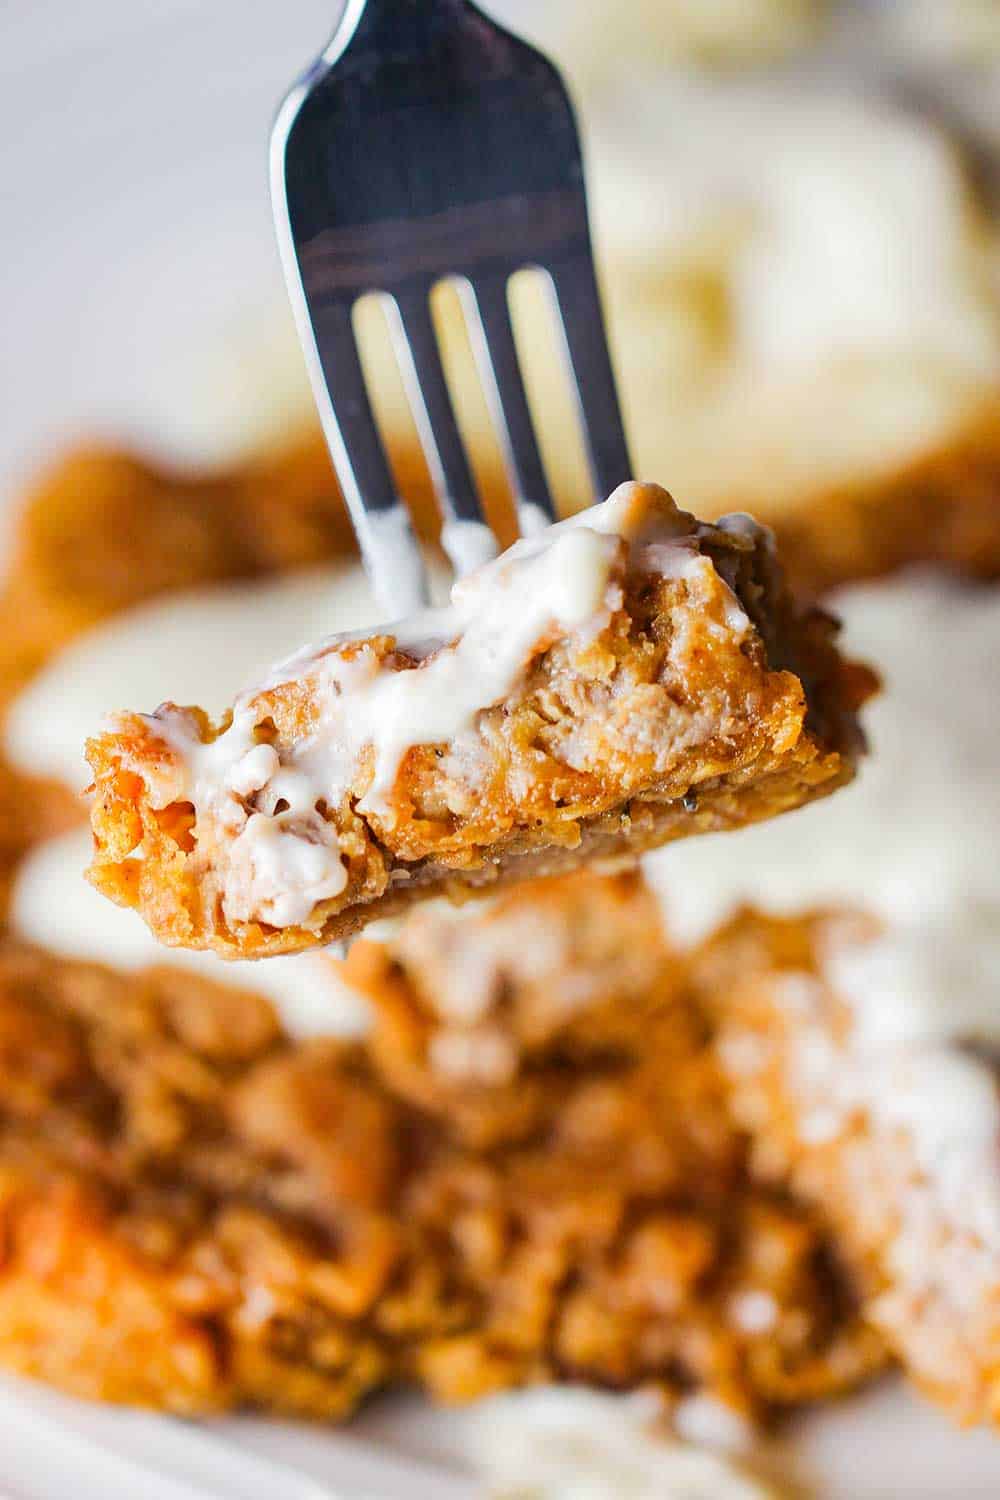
(692, 910, 1000, 1428)
(84, 487, 874, 956)
(0, 917, 884, 1422)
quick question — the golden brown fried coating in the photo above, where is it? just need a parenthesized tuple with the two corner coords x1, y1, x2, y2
(346, 871, 678, 1148)
(85, 486, 873, 955)
(0, 759, 79, 928)
(0, 932, 883, 1421)
(0, 440, 354, 707)
(403, 1016, 883, 1418)
(0, 428, 473, 711)
(0, 944, 448, 1417)
(350, 872, 1000, 1426)
(772, 399, 1000, 599)
(348, 873, 885, 1415)
(694, 910, 1000, 1427)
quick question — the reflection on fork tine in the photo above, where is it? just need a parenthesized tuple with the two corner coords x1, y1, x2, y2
(387, 285, 497, 575)
(303, 298, 428, 613)
(463, 273, 557, 530)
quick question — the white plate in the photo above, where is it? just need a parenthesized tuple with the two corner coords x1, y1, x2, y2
(2, 3, 1000, 1494)
(3, 1376, 1000, 1500)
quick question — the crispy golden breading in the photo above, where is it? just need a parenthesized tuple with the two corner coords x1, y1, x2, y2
(371, 876, 887, 1416)
(0, 933, 883, 1421)
(0, 440, 354, 708)
(0, 433, 478, 710)
(406, 1060, 883, 1417)
(0, 759, 79, 927)
(693, 911, 1000, 1427)
(85, 486, 873, 956)
(346, 871, 678, 1148)
(349, 871, 1000, 1426)
(349, 873, 885, 1414)
(0, 944, 449, 1417)
(771, 399, 1000, 599)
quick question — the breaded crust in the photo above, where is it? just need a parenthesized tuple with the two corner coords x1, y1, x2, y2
(0, 926, 883, 1421)
(85, 485, 873, 957)
(695, 910, 1000, 1427)
(350, 871, 1000, 1427)
(772, 398, 1000, 598)
(345, 871, 680, 1148)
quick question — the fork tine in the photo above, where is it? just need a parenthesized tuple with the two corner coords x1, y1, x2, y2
(388, 284, 497, 573)
(550, 252, 632, 501)
(462, 273, 557, 527)
(307, 299, 428, 614)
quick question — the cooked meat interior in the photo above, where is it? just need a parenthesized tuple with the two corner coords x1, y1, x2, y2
(86, 483, 872, 956)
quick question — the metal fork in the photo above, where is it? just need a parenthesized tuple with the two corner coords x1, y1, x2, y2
(271, 0, 631, 613)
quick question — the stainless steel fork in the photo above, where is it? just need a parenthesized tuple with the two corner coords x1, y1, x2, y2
(271, 0, 631, 613)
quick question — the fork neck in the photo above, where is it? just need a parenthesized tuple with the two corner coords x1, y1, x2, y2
(329, 0, 473, 56)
